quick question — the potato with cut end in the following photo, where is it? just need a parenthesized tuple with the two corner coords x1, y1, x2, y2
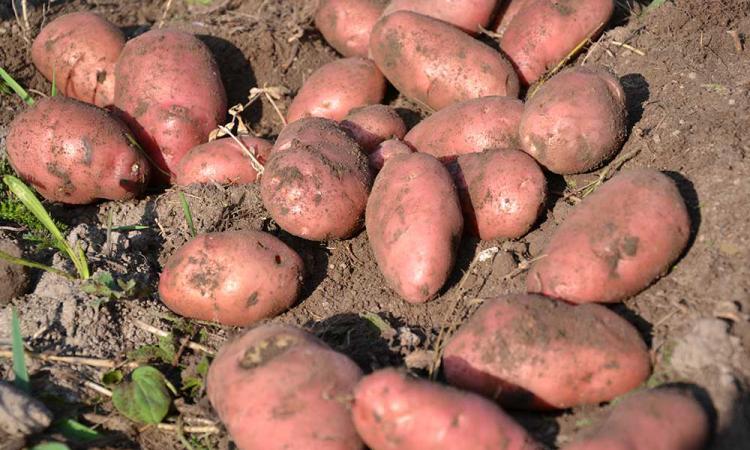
(340, 105, 407, 153)
(174, 135, 272, 186)
(315, 0, 387, 57)
(368, 139, 413, 171)
(382, 0, 498, 34)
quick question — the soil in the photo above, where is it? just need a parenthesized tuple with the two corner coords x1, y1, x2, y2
(0, 0, 749, 449)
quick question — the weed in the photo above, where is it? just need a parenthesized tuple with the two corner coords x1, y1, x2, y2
(0, 66, 34, 105)
(11, 307, 29, 393)
(179, 191, 197, 238)
(82, 271, 150, 308)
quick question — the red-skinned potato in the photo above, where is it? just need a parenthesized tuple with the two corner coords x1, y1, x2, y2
(527, 169, 690, 304)
(353, 368, 542, 450)
(369, 11, 519, 111)
(287, 57, 385, 123)
(382, 0, 498, 34)
(31, 12, 124, 107)
(315, 0, 387, 57)
(493, 0, 533, 37)
(368, 139, 413, 171)
(158, 230, 303, 326)
(366, 152, 463, 303)
(261, 118, 372, 240)
(6, 96, 150, 204)
(207, 324, 363, 450)
(405, 96, 524, 162)
(500, 0, 615, 85)
(174, 135, 272, 186)
(443, 294, 651, 410)
(114, 29, 227, 183)
(450, 149, 546, 240)
(340, 105, 407, 153)
(520, 66, 627, 174)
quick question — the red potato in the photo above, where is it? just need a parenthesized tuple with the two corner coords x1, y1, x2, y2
(500, 0, 615, 85)
(114, 29, 227, 183)
(31, 12, 124, 107)
(382, 0, 498, 34)
(158, 231, 304, 326)
(519, 66, 627, 174)
(340, 105, 407, 153)
(287, 58, 386, 123)
(443, 294, 651, 410)
(366, 152, 463, 303)
(174, 135, 272, 186)
(5, 96, 150, 204)
(315, 0, 387, 57)
(353, 368, 542, 450)
(493, 0, 533, 37)
(404, 96, 524, 162)
(207, 324, 363, 450)
(369, 11, 520, 111)
(368, 139, 413, 171)
(526, 169, 690, 304)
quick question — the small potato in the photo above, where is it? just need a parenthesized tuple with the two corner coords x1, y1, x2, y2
(526, 169, 690, 304)
(493, 0, 533, 37)
(500, 0, 615, 85)
(519, 66, 627, 174)
(366, 152, 463, 303)
(370, 11, 519, 111)
(340, 105, 407, 153)
(405, 96, 524, 162)
(158, 230, 303, 326)
(382, 0, 498, 34)
(174, 135, 272, 186)
(368, 139, 413, 171)
(287, 58, 386, 123)
(443, 294, 651, 410)
(5, 96, 150, 204)
(31, 12, 124, 107)
(450, 149, 546, 240)
(353, 368, 542, 450)
(261, 118, 372, 240)
(207, 324, 363, 450)
(315, 0, 387, 57)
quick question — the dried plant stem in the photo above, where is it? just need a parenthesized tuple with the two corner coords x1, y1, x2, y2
(133, 319, 214, 355)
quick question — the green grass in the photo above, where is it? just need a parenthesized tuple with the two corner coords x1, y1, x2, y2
(0, 66, 34, 105)
(179, 192, 197, 238)
(11, 308, 30, 393)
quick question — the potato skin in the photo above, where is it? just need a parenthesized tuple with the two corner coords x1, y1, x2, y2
(493, 0, 533, 37)
(174, 135, 272, 186)
(366, 152, 463, 303)
(526, 169, 690, 304)
(368, 139, 413, 171)
(315, 0, 387, 57)
(287, 58, 386, 123)
(207, 325, 363, 450)
(382, 0, 498, 34)
(500, 0, 615, 85)
(158, 231, 303, 326)
(340, 105, 407, 153)
(31, 12, 124, 107)
(353, 368, 542, 450)
(405, 96, 524, 162)
(520, 66, 627, 174)
(443, 294, 651, 410)
(369, 11, 519, 111)
(6, 96, 150, 204)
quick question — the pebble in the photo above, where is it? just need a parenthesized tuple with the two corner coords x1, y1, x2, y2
(0, 381, 53, 436)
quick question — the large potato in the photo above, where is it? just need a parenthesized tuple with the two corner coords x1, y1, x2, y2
(261, 118, 372, 240)
(5, 96, 150, 204)
(114, 29, 227, 183)
(369, 11, 519, 111)
(315, 0, 387, 57)
(366, 152, 463, 303)
(31, 12, 124, 107)
(443, 294, 651, 410)
(207, 324, 363, 450)
(287, 58, 385, 123)
(404, 96, 524, 162)
(174, 135, 272, 186)
(353, 368, 541, 450)
(526, 169, 690, 304)
(493, 0, 533, 37)
(158, 230, 304, 326)
(382, 0, 498, 34)
(340, 105, 406, 153)
(519, 66, 627, 174)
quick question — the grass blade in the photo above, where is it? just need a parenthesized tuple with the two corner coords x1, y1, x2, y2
(0, 249, 75, 279)
(0, 66, 34, 106)
(51, 68, 57, 97)
(11, 308, 30, 393)
(178, 192, 196, 238)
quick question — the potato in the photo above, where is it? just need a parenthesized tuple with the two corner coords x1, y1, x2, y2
(353, 368, 542, 450)
(114, 29, 227, 183)
(404, 96, 524, 162)
(261, 118, 372, 240)
(563, 388, 710, 450)
(450, 149, 546, 240)
(207, 324, 363, 450)
(526, 169, 690, 304)
(315, 0, 387, 57)
(174, 135, 272, 186)
(366, 152, 463, 303)
(369, 11, 519, 111)
(287, 58, 386, 123)
(492, 0, 533, 37)
(5, 96, 150, 204)
(500, 0, 615, 85)
(340, 105, 407, 153)
(158, 230, 303, 326)
(368, 139, 413, 171)
(519, 66, 627, 174)
(31, 12, 124, 107)
(382, 0, 498, 34)
(442, 294, 651, 410)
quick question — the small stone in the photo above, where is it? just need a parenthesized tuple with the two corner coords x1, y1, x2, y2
(0, 381, 53, 436)
(0, 240, 29, 306)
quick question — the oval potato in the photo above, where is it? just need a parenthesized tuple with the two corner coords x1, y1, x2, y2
(382, 0, 498, 34)
(340, 104, 407, 153)
(174, 135, 272, 186)
(315, 0, 387, 57)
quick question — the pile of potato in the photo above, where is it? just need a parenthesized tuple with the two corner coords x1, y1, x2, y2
(5, 1, 711, 449)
